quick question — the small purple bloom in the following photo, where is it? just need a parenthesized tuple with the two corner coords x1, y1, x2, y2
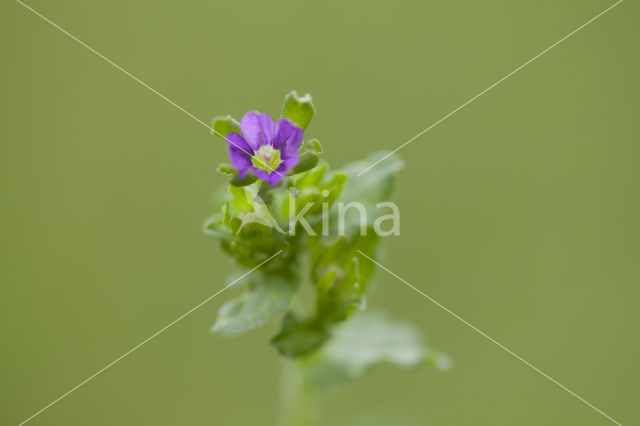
(226, 112, 304, 185)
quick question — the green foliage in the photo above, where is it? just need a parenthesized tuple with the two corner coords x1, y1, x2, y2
(291, 151, 319, 175)
(336, 152, 404, 235)
(340, 151, 403, 206)
(281, 91, 316, 130)
(212, 115, 241, 138)
(216, 162, 258, 187)
(212, 274, 298, 335)
(304, 138, 323, 154)
(303, 311, 451, 387)
(270, 314, 330, 357)
(206, 92, 448, 388)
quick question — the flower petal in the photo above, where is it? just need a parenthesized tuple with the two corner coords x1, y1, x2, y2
(271, 161, 293, 184)
(226, 132, 254, 156)
(268, 172, 285, 185)
(226, 133, 252, 178)
(281, 154, 299, 171)
(250, 167, 271, 183)
(249, 165, 286, 185)
(229, 150, 251, 178)
(241, 112, 275, 150)
(273, 118, 304, 159)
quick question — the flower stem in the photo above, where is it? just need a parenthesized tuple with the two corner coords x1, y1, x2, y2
(277, 359, 320, 426)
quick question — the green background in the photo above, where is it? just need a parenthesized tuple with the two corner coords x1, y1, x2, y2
(2, 0, 637, 424)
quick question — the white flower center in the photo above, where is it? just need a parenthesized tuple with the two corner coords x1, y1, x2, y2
(251, 145, 282, 173)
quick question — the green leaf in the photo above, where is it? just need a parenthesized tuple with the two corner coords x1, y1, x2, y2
(303, 311, 447, 386)
(332, 151, 403, 236)
(227, 185, 252, 214)
(290, 151, 319, 175)
(281, 91, 315, 130)
(217, 162, 258, 187)
(230, 173, 258, 187)
(212, 115, 241, 138)
(304, 138, 323, 154)
(312, 231, 379, 290)
(295, 162, 327, 187)
(213, 127, 258, 187)
(315, 256, 367, 324)
(340, 151, 404, 207)
(226, 184, 285, 236)
(216, 163, 236, 176)
(270, 314, 329, 357)
(203, 212, 231, 240)
(212, 274, 298, 336)
(321, 171, 347, 206)
(247, 187, 286, 234)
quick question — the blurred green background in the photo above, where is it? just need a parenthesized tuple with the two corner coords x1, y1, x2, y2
(1, 0, 638, 424)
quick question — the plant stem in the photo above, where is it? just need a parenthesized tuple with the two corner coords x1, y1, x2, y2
(277, 359, 320, 426)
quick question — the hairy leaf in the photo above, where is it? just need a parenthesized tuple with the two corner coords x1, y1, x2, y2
(304, 311, 450, 386)
(212, 274, 297, 336)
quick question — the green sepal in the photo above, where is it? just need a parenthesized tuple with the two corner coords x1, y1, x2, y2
(290, 151, 319, 175)
(281, 91, 315, 130)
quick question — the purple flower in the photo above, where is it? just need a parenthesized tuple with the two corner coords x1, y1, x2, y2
(226, 112, 304, 185)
